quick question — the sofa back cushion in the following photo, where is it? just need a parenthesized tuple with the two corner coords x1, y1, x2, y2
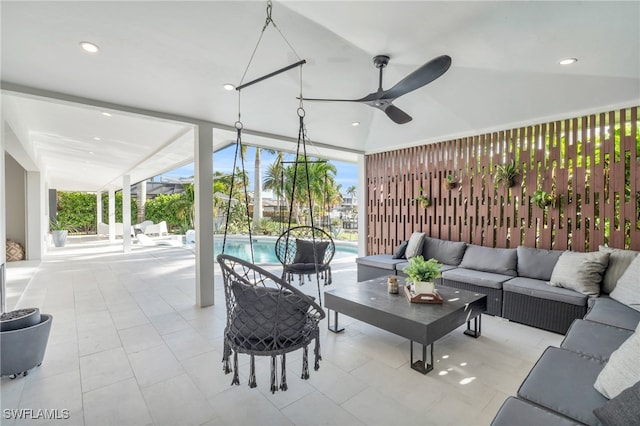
(459, 245, 517, 276)
(421, 237, 467, 266)
(549, 251, 610, 297)
(599, 246, 639, 294)
(516, 246, 564, 281)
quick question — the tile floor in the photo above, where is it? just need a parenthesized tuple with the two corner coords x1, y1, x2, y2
(1, 237, 563, 425)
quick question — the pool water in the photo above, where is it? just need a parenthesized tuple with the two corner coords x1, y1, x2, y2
(213, 237, 357, 264)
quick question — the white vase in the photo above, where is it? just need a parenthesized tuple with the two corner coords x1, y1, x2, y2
(414, 281, 435, 294)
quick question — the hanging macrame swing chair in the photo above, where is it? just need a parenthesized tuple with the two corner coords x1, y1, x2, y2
(217, 1, 325, 394)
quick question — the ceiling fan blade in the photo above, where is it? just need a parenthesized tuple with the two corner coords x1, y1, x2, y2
(384, 104, 412, 124)
(382, 55, 451, 100)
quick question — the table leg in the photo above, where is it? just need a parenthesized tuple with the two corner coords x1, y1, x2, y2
(327, 309, 344, 333)
(410, 340, 433, 374)
(464, 314, 482, 338)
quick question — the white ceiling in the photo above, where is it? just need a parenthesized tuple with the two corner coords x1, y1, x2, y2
(2, 1, 639, 192)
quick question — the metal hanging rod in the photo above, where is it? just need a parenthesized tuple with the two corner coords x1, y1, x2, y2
(236, 59, 306, 91)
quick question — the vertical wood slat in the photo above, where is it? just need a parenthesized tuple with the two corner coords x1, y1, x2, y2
(365, 107, 639, 255)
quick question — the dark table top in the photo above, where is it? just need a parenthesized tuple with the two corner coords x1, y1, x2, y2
(325, 277, 487, 344)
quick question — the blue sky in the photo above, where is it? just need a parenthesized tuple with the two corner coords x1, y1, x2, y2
(160, 144, 358, 193)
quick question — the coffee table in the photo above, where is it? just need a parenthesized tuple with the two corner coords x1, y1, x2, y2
(324, 277, 487, 374)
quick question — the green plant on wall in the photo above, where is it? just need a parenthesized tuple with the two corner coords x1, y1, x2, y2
(531, 189, 555, 209)
(494, 160, 519, 188)
(415, 186, 430, 208)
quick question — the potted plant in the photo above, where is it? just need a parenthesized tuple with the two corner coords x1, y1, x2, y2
(49, 219, 68, 248)
(444, 174, 458, 190)
(415, 186, 431, 208)
(494, 160, 519, 188)
(403, 255, 442, 294)
(531, 190, 555, 209)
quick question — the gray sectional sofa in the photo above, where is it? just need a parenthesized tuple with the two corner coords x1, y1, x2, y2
(491, 296, 640, 426)
(357, 234, 640, 425)
(355, 234, 636, 334)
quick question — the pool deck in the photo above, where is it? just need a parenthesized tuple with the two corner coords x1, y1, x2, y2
(2, 235, 561, 426)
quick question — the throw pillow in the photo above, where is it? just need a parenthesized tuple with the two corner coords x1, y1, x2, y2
(599, 246, 639, 294)
(593, 381, 640, 426)
(404, 232, 425, 259)
(392, 241, 408, 259)
(548, 251, 610, 297)
(293, 239, 329, 264)
(231, 282, 310, 341)
(594, 323, 640, 399)
(516, 246, 564, 281)
(609, 255, 640, 312)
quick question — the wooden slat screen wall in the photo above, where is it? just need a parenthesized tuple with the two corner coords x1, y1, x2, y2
(366, 107, 640, 255)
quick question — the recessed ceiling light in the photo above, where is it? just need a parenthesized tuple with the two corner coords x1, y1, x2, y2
(89, 151, 95, 155)
(101, 112, 112, 117)
(93, 137, 101, 141)
(352, 122, 360, 127)
(559, 57, 578, 65)
(223, 83, 235, 91)
(80, 41, 100, 53)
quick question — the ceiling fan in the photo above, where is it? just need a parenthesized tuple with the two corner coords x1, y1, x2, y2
(302, 54, 451, 124)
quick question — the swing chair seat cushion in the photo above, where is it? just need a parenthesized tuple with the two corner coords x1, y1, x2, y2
(229, 281, 314, 351)
(292, 239, 330, 264)
(285, 263, 330, 274)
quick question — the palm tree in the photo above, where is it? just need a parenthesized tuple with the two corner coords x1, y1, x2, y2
(282, 157, 337, 225)
(253, 148, 277, 229)
(172, 183, 195, 231)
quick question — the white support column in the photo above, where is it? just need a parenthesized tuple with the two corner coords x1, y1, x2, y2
(25, 171, 43, 260)
(1, 120, 7, 312)
(195, 124, 214, 307)
(137, 181, 146, 224)
(96, 191, 103, 229)
(122, 175, 132, 253)
(108, 188, 116, 243)
(357, 154, 367, 256)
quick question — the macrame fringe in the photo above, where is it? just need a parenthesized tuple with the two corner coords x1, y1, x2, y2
(270, 355, 278, 394)
(280, 354, 288, 391)
(301, 345, 310, 379)
(249, 355, 257, 388)
(314, 335, 321, 371)
(222, 340, 232, 374)
(231, 351, 240, 385)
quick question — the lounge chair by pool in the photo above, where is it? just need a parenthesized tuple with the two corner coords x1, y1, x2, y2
(136, 234, 182, 247)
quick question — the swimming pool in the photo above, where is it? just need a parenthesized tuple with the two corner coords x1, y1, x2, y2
(212, 236, 357, 264)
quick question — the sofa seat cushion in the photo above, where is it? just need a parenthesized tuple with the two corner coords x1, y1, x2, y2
(491, 397, 582, 426)
(503, 277, 588, 306)
(459, 245, 517, 276)
(584, 296, 640, 331)
(517, 246, 564, 281)
(442, 268, 512, 290)
(593, 323, 640, 399)
(561, 319, 633, 361)
(396, 261, 456, 275)
(356, 255, 405, 271)
(517, 347, 607, 426)
(421, 237, 467, 266)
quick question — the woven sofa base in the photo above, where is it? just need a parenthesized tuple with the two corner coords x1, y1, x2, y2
(502, 291, 587, 335)
(357, 264, 392, 282)
(440, 279, 502, 317)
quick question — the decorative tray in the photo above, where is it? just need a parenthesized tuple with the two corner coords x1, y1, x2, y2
(403, 285, 443, 304)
